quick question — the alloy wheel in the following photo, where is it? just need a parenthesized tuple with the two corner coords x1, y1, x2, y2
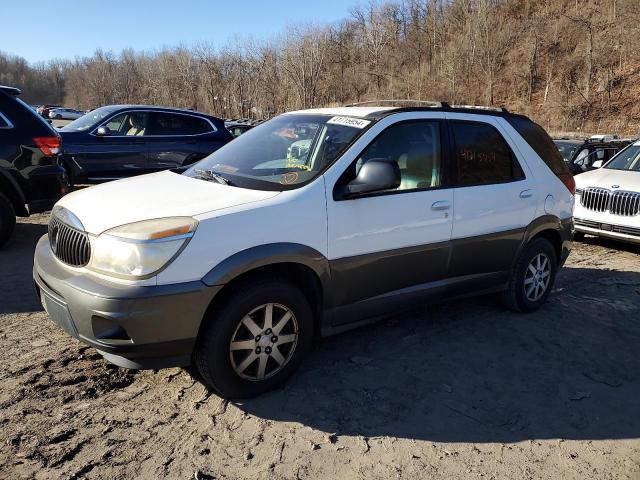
(524, 253, 551, 302)
(229, 303, 298, 381)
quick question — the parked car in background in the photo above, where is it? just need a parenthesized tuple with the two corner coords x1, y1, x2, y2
(574, 139, 640, 244)
(48, 107, 85, 120)
(0, 86, 67, 246)
(554, 135, 632, 175)
(37, 104, 62, 118)
(58, 105, 233, 185)
(225, 121, 255, 138)
(34, 102, 574, 398)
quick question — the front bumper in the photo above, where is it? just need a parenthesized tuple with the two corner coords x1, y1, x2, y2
(575, 218, 640, 245)
(33, 235, 221, 369)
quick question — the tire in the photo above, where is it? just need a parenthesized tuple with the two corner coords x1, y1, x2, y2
(573, 231, 585, 242)
(194, 278, 313, 399)
(55, 114, 62, 119)
(0, 192, 16, 248)
(502, 237, 558, 313)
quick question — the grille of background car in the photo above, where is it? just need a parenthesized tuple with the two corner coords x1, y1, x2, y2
(581, 187, 640, 216)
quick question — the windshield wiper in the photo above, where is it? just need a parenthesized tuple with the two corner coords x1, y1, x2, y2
(193, 168, 232, 185)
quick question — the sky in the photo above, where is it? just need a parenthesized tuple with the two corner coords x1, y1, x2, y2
(2, 0, 356, 64)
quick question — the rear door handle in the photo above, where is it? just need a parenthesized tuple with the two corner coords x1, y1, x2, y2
(520, 189, 534, 199)
(431, 201, 450, 211)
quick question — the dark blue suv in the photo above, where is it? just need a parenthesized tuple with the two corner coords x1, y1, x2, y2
(59, 105, 233, 185)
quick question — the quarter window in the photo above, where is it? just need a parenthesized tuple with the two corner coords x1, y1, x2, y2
(347, 121, 443, 192)
(451, 122, 524, 186)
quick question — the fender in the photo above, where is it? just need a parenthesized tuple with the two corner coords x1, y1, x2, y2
(201, 242, 333, 304)
(514, 214, 573, 267)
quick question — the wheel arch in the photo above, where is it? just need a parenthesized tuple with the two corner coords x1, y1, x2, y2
(200, 243, 332, 337)
(0, 169, 27, 216)
(520, 214, 572, 266)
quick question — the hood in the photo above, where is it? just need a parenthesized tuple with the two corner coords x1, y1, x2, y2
(575, 168, 640, 192)
(56, 170, 280, 234)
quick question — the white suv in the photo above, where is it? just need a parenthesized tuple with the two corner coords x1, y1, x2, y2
(34, 103, 575, 398)
(574, 140, 640, 244)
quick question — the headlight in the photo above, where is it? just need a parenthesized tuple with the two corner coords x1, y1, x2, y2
(89, 217, 198, 279)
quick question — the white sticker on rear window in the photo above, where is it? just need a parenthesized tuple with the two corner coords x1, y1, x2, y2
(327, 116, 371, 129)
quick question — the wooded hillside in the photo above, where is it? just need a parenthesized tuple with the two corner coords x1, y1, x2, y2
(1, 0, 639, 134)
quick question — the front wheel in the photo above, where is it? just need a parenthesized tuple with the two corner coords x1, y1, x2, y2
(503, 238, 558, 312)
(194, 278, 313, 398)
(55, 114, 62, 119)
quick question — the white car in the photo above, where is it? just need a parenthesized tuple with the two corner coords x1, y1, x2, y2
(574, 140, 640, 244)
(49, 108, 84, 120)
(33, 103, 575, 398)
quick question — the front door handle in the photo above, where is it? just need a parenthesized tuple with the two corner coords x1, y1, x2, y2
(520, 189, 534, 199)
(431, 201, 450, 211)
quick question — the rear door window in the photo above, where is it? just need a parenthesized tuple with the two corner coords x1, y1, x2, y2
(147, 112, 214, 136)
(451, 121, 524, 186)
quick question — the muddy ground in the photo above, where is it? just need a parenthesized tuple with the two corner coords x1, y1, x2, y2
(1, 214, 639, 479)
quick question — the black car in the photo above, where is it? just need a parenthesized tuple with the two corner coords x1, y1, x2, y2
(225, 120, 258, 138)
(0, 86, 67, 246)
(553, 136, 632, 175)
(58, 105, 233, 185)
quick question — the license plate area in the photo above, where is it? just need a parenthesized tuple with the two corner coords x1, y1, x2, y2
(40, 288, 78, 337)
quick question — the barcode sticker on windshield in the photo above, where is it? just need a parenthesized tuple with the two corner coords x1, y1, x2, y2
(327, 116, 371, 129)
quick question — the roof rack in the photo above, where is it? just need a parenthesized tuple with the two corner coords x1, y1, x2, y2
(0, 86, 22, 96)
(449, 104, 509, 113)
(346, 99, 448, 108)
(345, 99, 509, 113)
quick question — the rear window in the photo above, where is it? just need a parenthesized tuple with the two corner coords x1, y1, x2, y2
(507, 116, 569, 175)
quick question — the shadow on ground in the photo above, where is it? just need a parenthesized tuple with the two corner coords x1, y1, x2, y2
(237, 264, 640, 443)
(0, 220, 47, 314)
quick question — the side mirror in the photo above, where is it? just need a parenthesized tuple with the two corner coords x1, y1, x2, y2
(341, 159, 400, 198)
(95, 126, 111, 137)
(592, 160, 603, 169)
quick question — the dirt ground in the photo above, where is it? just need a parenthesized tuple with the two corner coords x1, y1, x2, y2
(1, 214, 639, 480)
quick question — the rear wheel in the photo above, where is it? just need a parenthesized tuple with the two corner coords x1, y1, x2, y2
(573, 231, 585, 242)
(503, 237, 557, 312)
(0, 192, 16, 247)
(194, 278, 313, 399)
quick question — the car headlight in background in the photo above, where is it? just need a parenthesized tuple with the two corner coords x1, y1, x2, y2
(89, 217, 198, 279)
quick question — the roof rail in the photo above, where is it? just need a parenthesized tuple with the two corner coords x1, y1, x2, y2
(449, 104, 508, 113)
(346, 99, 448, 108)
(0, 86, 22, 96)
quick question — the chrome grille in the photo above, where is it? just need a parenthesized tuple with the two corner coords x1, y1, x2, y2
(610, 191, 640, 216)
(580, 187, 640, 217)
(580, 187, 611, 212)
(48, 215, 91, 267)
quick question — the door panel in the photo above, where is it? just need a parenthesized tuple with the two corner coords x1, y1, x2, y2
(326, 117, 453, 323)
(74, 111, 148, 181)
(446, 115, 537, 277)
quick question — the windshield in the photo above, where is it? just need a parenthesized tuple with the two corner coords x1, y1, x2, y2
(605, 143, 640, 171)
(186, 114, 369, 190)
(61, 106, 116, 132)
